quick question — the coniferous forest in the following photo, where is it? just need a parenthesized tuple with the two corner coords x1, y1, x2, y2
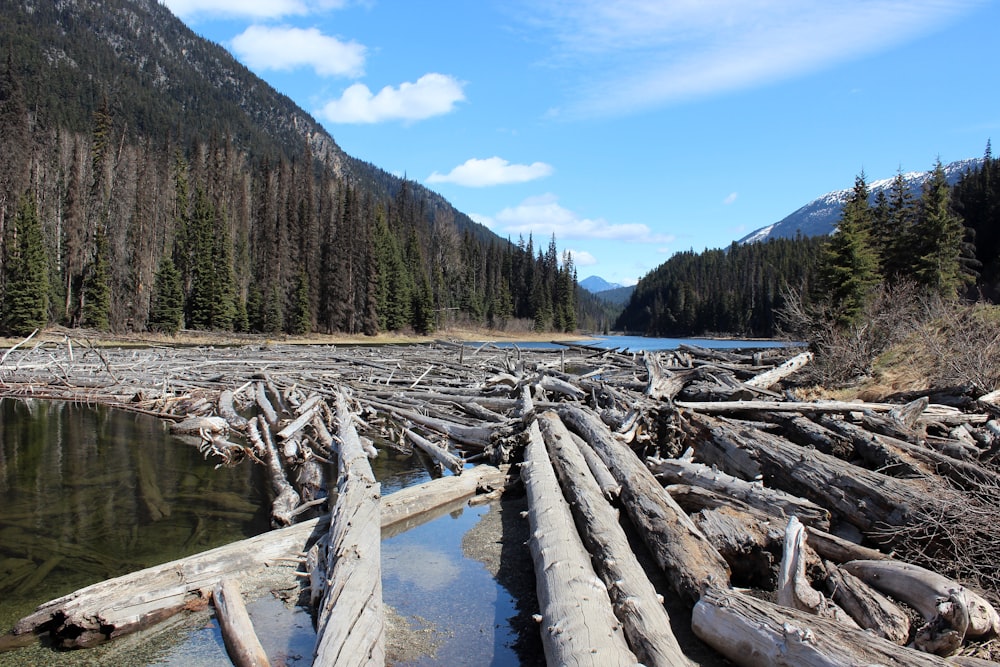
(617, 147, 1000, 338)
(0, 0, 577, 337)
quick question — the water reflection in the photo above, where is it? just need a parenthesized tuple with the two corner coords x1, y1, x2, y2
(0, 398, 271, 634)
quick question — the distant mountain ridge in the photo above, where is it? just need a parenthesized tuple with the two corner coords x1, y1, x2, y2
(580, 276, 622, 293)
(738, 158, 983, 244)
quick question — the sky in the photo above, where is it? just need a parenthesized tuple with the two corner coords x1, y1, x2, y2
(162, 0, 1000, 287)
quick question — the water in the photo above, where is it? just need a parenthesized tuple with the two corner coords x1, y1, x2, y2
(0, 399, 529, 666)
(486, 334, 797, 352)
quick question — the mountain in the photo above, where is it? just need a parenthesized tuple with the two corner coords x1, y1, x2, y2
(0, 0, 577, 336)
(738, 158, 982, 244)
(579, 276, 622, 293)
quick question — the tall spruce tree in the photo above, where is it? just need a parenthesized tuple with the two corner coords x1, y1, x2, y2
(82, 228, 111, 330)
(1, 193, 50, 335)
(909, 160, 971, 296)
(148, 255, 184, 334)
(816, 173, 879, 326)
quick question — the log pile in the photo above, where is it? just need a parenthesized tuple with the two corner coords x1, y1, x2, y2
(2, 335, 1000, 665)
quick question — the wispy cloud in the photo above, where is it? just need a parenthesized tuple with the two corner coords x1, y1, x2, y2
(520, 0, 985, 117)
(316, 74, 466, 124)
(163, 0, 346, 20)
(484, 194, 674, 243)
(231, 25, 365, 77)
(723, 192, 738, 205)
(427, 157, 553, 187)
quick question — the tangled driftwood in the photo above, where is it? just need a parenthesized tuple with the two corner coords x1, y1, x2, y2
(2, 335, 999, 665)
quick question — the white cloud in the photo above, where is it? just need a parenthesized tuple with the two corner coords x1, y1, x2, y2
(163, 0, 346, 19)
(231, 25, 365, 78)
(317, 73, 466, 124)
(521, 0, 985, 117)
(566, 249, 597, 266)
(426, 157, 553, 187)
(723, 192, 738, 205)
(492, 194, 673, 244)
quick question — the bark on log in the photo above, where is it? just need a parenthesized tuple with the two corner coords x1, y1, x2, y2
(312, 390, 384, 667)
(777, 517, 856, 627)
(647, 454, 831, 530)
(571, 431, 620, 500)
(559, 405, 731, 604)
(404, 428, 464, 475)
(823, 561, 910, 645)
(682, 411, 929, 533)
(692, 586, 952, 667)
(842, 560, 1000, 641)
(249, 416, 300, 527)
(213, 578, 270, 667)
(537, 411, 691, 667)
(521, 419, 638, 666)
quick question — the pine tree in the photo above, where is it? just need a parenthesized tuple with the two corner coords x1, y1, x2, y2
(1, 193, 50, 335)
(288, 269, 311, 335)
(909, 160, 970, 296)
(148, 255, 183, 334)
(816, 173, 880, 327)
(82, 228, 111, 330)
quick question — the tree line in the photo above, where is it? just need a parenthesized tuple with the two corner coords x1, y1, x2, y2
(617, 146, 1000, 339)
(0, 68, 576, 337)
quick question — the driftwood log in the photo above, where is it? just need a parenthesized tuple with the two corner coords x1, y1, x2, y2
(521, 419, 637, 666)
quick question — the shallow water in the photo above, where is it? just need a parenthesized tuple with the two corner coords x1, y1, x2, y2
(0, 398, 530, 665)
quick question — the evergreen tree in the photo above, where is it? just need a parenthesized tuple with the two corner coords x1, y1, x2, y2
(909, 160, 971, 296)
(882, 170, 918, 281)
(1, 193, 50, 335)
(82, 228, 111, 330)
(148, 255, 183, 334)
(287, 269, 311, 335)
(815, 173, 879, 327)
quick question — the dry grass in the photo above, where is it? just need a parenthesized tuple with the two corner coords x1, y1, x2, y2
(0, 324, 594, 350)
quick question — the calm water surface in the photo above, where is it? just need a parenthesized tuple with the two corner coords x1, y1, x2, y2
(0, 398, 524, 666)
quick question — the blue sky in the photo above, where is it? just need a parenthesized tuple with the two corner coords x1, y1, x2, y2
(163, 0, 999, 286)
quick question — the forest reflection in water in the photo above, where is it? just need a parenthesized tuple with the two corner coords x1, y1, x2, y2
(0, 397, 272, 633)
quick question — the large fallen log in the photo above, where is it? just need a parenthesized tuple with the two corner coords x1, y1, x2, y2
(823, 561, 911, 645)
(311, 390, 384, 667)
(682, 411, 930, 533)
(647, 453, 831, 530)
(559, 405, 731, 604)
(744, 350, 813, 389)
(213, 578, 270, 667)
(521, 419, 637, 666)
(692, 586, 952, 666)
(7, 465, 503, 650)
(537, 411, 691, 667)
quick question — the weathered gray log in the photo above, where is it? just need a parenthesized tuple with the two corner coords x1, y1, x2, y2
(218, 390, 249, 430)
(689, 506, 785, 589)
(248, 416, 300, 527)
(537, 411, 691, 667)
(521, 419, 638, 666)
(364, 399, 497, 449)
(692, 586, 952, 667)
(643, 351, 687, 401)
(682, 411, 929, 533)
(647, 453, 830, 530)
(823, 561, 910, 645)
(777, 516, 856, 627)
(276, 396, 322, 441)
(312, 390, 384, 667)
(255, 381, 279, 427)
(571, 431, 620, 500)
(404, 427, 464, 475)
(213, 578, 270, 667)
(380, 465, 505, 532)
(842, 560, 1000, 641)
(744, 350, 813, 389)
(559, 405, 731, 604)
(171, 415, 228, 436)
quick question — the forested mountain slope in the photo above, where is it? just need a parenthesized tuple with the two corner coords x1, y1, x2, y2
(0, 0, 574, 336)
